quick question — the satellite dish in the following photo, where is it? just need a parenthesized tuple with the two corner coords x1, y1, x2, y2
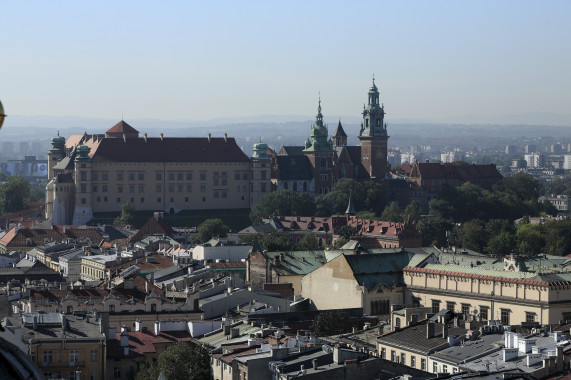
(473, 308, 479, 315)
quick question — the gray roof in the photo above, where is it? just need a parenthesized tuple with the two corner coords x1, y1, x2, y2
(430, 333, 504, 365)
(275, 155, 314, 181)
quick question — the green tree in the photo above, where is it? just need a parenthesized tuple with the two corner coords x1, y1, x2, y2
(363, 181, 388, 215)
(240, 232, 293, 251)
(516, 223, 544, 256)
(418, 217, 452, 247)
(496, 172, 540, 202)
(113, 203, 136, 226)
(452, 220, 487, 252)
(380, 202, 403, 222)
(335, 225, 359, 240)
(485, 231, 516, 256)
(334, 237, 349, 249)
(250, 190, 316, 222)
(135, 342, 212, 380)
(197, 218, 229, 243)
(297, 232, 319, 250)
(404, 202, 421, 222)
(0, 176, 30, 214)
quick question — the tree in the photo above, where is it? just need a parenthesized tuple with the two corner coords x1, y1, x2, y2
(0, 176, 30, 214)
(380, 202, 403, 222)
(135, 342, 212, 380)
(451, 220, 487, 252)
(297, 232, 319, 250)
(197, 218, 229, 243)
(250, 190, 316, 222)
(403, 202, 421, 222)
(113, 203, 136, 226)
(418, 217, 452, 247)
(485, 231, 516, 256)
(335, 225, 359, 241)
(240, 232, 293, 252)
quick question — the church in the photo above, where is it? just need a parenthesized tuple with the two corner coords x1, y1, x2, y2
(45, 124, 272, 225)
(271, 78, 389, 194)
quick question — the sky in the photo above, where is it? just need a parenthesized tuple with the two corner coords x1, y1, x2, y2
(1, 1, 570, 123)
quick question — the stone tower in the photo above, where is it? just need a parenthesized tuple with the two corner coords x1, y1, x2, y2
(359, 77, 389, 179)
(72, 145, 94, 225)
(250, 138, 271, 207)
(303, 98, 335, 195)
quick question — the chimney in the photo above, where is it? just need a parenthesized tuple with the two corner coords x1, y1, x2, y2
(154, 321, 161, 336)
(123, 133, 127, 143)
(502, 348, 518, 362)
(425, 158, 429, 163)
(208, 133, 211, 143)
(224, 133, 228, 143)
(144, 133, 147, 143)
(160, 133, 164, 141)
(312, 359, 318, 370)
(426, 322, 435, 339)
(442, 324, 448, 339)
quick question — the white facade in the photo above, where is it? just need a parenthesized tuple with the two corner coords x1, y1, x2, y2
(524, 153, 546, 169)
(563, 155, 571, 170)
(192, 244, 251, 263)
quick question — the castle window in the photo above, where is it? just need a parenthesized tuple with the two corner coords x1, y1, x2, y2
(235, 172, 241, 180)
(80, 171, 87, 181)
(92, 185, 98, 192)
(501, 309, 510, 325)
(200, 171, 207, 180)
(138, 185, 144, 193)
(432, 300, 441, 314)
(155, 172, 162, 181)
(104, 196, 108, 202)
(526, 312, 536, 323)
(168, 172, 175, 181)
(320, 158, 327, 168)
(177, 172, 184, 181)
(117, 185, 123, 193)
(92, 172, 99, 181)
(186, 171, 193, 180)
(101, 172, 108, 181)
(80, 184, 87, 193)
(138, 172, 145, 180)
(130, 197, 134, 203)
(128, 172, 135, 181)
(116, 171, 123, 181)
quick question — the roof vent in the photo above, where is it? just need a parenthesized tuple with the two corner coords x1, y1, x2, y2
(144, 133, 147, 143)
(208, 133, 211, 143)
(160, 133, 164, 141)
(224, 133, 228, 143)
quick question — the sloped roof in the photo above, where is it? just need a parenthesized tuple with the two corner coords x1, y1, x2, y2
(413, 162, 502, 180)
(332, 120, 347, 137)
(344, 251, 415, 289)
(275, 155, 314, 180)
(81, 136, 250, 163)
(278, 146, 305, 156)
(129, 216, 175, 243)
(265, 250, 328, 276)
(105, 120, 139, 135)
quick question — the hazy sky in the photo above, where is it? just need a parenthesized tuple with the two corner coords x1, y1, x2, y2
(2, 1, 570, 122)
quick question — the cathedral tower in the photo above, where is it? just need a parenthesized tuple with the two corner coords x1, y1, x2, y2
(359, 76, 389, 179)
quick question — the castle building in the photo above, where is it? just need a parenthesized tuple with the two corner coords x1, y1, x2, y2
(45, 123, 271, 225)
(272, 79, 390, 194)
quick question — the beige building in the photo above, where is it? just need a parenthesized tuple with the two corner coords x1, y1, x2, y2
(300, 252, 413, 316)
(403, 253, 571, 326)
(45, 122, 271, 225)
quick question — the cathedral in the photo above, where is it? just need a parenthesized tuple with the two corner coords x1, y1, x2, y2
(272, 78, 389, 194)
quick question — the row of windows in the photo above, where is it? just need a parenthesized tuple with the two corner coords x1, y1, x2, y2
(90, 170, 251, 182)
(42, 349, 98, 363)
(431, 300, 538, 325)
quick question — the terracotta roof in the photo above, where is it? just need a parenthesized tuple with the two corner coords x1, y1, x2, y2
(105, 120, 139, 135)
(0, 225, 122, 249)
(82, 136, 250, 163)
(107, 330, 194, 358)
(129, 216, 175, 243)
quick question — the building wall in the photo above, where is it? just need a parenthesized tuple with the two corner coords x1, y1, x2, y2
(301, 256, 363, 311)
(193, 245, 251, 263)
(30, 340, 104, 380)
(404, 270, 571, 325)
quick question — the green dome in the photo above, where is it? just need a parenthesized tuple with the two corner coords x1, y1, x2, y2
(74, 145, 91, 162)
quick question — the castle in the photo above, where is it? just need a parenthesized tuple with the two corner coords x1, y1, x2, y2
(45, 124, 272, 225)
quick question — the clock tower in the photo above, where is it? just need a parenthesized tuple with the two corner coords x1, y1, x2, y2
(359, 76, 389, 179)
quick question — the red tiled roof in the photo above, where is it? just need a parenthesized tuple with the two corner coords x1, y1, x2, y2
(83, 136, 250, 163)
(129, 216, 175, 243)
(107, 330, 194, 358)
(106, 121, 139, 135)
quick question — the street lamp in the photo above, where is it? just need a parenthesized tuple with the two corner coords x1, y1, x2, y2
(0, 100, 5, 129)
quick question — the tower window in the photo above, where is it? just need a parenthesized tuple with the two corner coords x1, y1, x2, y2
(320, 158, 327, 168)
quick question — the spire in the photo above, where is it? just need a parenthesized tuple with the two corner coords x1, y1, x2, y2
(345, 191, 356, 215)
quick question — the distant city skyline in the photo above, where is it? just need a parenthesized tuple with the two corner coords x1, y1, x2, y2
(2, 1, 570, 124)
